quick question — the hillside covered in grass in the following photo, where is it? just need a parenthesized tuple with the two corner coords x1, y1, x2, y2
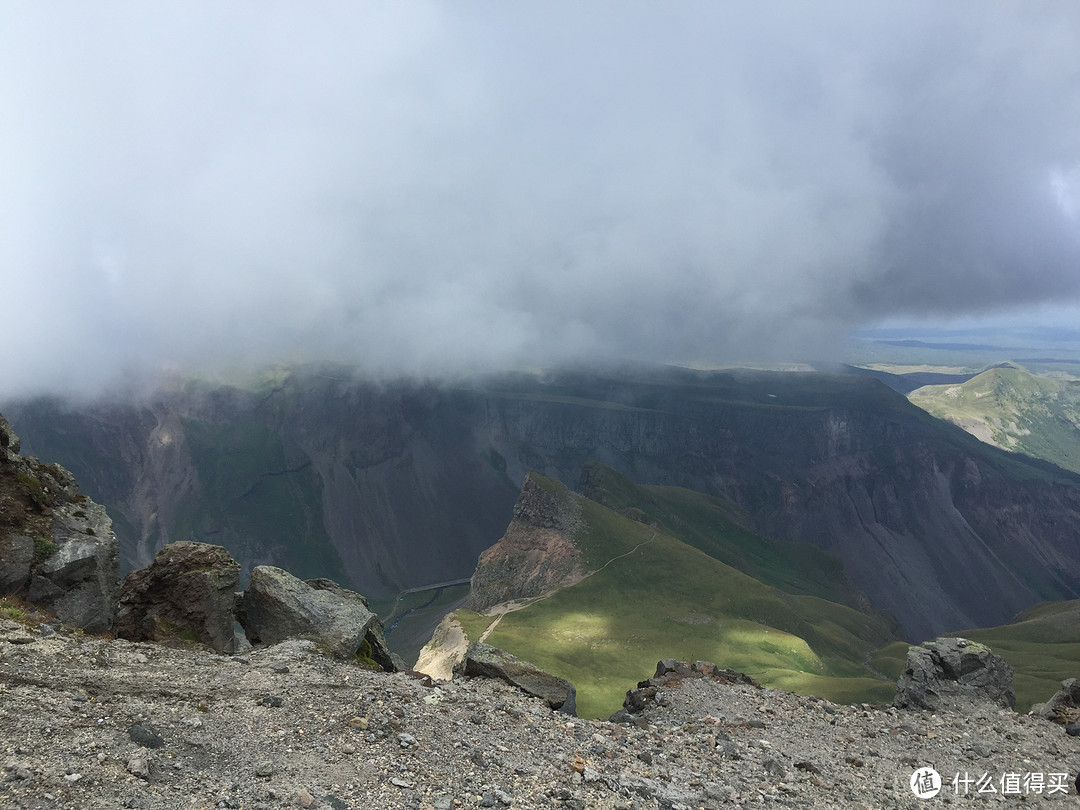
(429, 468, 899, 719)
(909, 363, 1080, 475)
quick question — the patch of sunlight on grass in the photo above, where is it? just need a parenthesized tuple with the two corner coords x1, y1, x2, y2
(548, 612, 613, 645)
(716, 621, 824, 672)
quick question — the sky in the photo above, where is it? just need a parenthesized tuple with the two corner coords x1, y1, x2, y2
(2, 1, 1080, 397)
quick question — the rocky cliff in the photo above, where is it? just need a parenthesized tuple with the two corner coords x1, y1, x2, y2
(0, 412, 119, 632)
(465, 473, 584, 612)
(7, 365, 1080, 640)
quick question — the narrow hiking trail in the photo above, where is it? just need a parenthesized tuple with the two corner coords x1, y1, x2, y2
(477, 532, 657, 643)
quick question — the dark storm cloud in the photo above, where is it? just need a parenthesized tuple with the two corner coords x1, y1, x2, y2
(2, 1, 1079, 395)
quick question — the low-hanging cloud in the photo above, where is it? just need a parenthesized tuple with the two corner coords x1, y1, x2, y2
(2, 1, 1080, 397)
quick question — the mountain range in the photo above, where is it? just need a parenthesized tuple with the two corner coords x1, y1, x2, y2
(6, 363, 1080, 648)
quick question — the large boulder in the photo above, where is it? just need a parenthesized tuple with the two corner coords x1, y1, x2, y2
(1033, 678, 1080, 724)
(237, 566, 394, 670)
(27, 500, 120, 632)
(453, 642, 576, 714)
(114, 541, 242, 653)
(894, 637, 1015, 711)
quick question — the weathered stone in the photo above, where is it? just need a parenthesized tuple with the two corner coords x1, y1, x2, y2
(894, 637, 1015, 711)
(1034, 678, 1080, 724)
(0, 415, 121, 633)
(32, 501, 120, 632)
(0, 534, 33, 593)
(237, 566, 394, 668)
(453, 642, 576, 714)
(114, 541, 241, 653)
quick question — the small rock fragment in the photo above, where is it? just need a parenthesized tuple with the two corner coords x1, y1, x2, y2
(126, 752, 150, 780)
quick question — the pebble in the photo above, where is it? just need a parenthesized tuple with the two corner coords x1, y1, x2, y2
(254, 760, 275, 777)
(126, 752, 150, 780)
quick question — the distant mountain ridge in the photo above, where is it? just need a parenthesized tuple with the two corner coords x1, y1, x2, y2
(6, 364, 1080, 642)
(909, 362, 1080, 475)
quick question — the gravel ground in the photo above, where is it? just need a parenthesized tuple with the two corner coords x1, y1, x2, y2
(2, 620, 1078, 809)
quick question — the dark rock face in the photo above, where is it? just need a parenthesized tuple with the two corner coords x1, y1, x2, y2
(1034, 678, 1080, 724)
(30, 500, 120, 632)
(237, 566, 394, 669)
(453, 642, 576, 714)
(0, 412, 20, 462)
(114, 541, 242, 653)
(0, 410, 120, 632)
(894, 637, 1015, 711)
(465, 474, 583, 612)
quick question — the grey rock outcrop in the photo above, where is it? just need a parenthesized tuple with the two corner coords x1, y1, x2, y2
(237, 566, 394, 669)
(1, 410, 120, 632)
(453, 641, 577, 714)
(28, 500, 120, 632)
(1034, 678, 1080, 724)
(114, 541, 242, 653)
(614, 659, 760, 721)
(0, 533, 33, 594)
(894, 637, 1015, 711)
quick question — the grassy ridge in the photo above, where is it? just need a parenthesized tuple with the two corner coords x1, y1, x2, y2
(581, 463, 857, 605)
(909, 364, 1080, 475)
(464, 474, 896, 719)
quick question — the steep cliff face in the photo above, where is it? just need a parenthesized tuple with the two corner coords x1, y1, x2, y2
(5, 377, 519, 598)
(465, 473, 584, 612)
(6, 366, 1080, 639)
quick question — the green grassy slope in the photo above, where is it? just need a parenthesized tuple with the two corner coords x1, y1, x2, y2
(909, 364, 1080, 475)
(452, 473, 897, 719)
(580, 463, 861, 606)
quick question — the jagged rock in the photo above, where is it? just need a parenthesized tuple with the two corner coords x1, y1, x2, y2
(615, 659, 760, 720)
(894, 637, 1015, 711)
(453, 641, 577, 714)
(28, 500, 120, 633)
(1, 410, 121, 632)
(465, 474, 584, 612)
(414, 612, 468, 681)
(237, 566, 394, 669)
(1034, 678, 1080, 724)
(114, 541, 241, 652)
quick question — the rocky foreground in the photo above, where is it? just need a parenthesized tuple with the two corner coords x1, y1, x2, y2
(2, 621, 1079, 810)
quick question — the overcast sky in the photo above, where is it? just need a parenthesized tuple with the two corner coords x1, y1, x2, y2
(3, 1, 1080, 396)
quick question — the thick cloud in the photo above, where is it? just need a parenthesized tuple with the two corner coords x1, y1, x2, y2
(2, 1, 1079, 396)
